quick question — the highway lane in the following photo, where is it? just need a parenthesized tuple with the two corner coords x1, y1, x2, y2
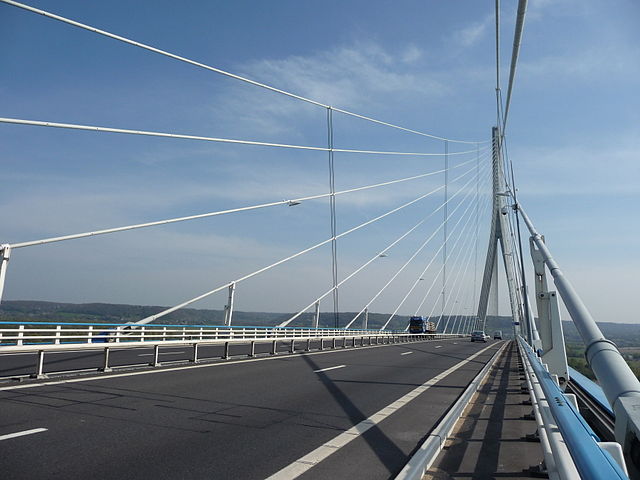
(0, 339, 503, 479)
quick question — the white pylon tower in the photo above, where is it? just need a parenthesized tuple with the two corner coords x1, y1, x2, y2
(476, 127, 525, 336)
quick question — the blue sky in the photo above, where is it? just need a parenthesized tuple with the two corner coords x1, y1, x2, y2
(1, 0, 638, 324)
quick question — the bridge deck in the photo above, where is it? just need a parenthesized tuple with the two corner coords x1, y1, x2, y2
(425, 341, 542, 479)
(0, 339, 501, 479)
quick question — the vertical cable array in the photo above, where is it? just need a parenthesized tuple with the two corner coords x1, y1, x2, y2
(442, 140, 449, 318)
(473, 143, 480, 325)
(327, 108, 339, 328)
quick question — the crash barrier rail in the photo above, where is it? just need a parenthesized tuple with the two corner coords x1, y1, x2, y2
(395, 341, 508, 479)
(518, 337, 628, 479)
(0, 321, 465, 378)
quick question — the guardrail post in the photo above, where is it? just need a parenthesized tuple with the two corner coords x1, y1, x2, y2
(343, 337, 347, 348)
(223, 341, 230, 359)
(191, 343, 198, 363)
(87, 326, 93, 344)
(223, 282, 236, 326)
(115, 326, 121, 343)
(319, 338, 324, 350)
(332, 337, 336, 349)
(199, 328, 203, 341)
(16, 324, 24, 346)
(290, 339, 295, 354)
(151, 345, 160, 367)
(32, 350, 47, 379)
(140, 326, 145, 342)
(100, 347, 112, 372)
(249, 341, 255, 357)
(271, 340, 277, 355)
(54, 325, 61, 345)
(306, 338, 311, 352)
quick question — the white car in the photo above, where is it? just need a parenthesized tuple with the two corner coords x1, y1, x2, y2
(470, 331, 488, 342)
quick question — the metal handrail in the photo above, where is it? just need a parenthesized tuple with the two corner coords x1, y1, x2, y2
(520, 338, 628, 479)
(516, 202, 640, 467)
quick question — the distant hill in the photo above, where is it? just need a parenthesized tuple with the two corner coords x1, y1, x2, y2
(1, 301, 637, 345)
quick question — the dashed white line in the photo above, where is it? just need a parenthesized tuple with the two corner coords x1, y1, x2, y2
(435, 346, 443, 349)
(313, 365, 346, 373)
(0, 428, 48, 441)
(400, 351, 413, 356)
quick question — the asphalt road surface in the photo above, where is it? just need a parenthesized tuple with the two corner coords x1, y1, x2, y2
(0, 339, 503, 479)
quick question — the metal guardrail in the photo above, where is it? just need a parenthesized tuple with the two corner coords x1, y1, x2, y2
(395, 341, 508, 479)
(519, 337, 628, 479)
(516, 202, 640, 477)
(0, 321, 465, 378)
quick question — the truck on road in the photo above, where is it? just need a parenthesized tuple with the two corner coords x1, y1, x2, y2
(408, 316, 436, 334)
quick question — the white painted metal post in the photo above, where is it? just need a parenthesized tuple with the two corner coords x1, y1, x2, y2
(313, 301, 320, 329)
(224, 282, 236, 326)
(0, 244, 11, 303)
(364, 307, 369, 330)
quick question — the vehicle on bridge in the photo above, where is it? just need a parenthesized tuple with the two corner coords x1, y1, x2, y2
(408, 316, 436, 334)
(493, 330, 503, 340)
(470, 331, 489, 342)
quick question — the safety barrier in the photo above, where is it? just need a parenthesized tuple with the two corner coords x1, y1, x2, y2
(0, 321, 465, 378)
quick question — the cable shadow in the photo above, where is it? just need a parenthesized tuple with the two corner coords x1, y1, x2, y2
(300, 353, 407, 476)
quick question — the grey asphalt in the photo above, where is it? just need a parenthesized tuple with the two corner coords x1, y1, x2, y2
(0, 339, 502, 480)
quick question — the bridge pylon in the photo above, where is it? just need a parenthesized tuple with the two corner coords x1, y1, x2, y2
(476, 127, 527, 339)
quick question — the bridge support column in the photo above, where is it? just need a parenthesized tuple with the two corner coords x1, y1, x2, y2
(223, 282, 236, 326)
(313, 301, 320, 329)
(0, 244, 11, 304)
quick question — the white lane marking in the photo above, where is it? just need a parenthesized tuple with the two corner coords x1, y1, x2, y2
(313, 365, 346, 373)
(400, 351, 413, 356)
(0, 428, 48, 441)
(453, 342, 458, 345)
(0, 338, 458, 391)
(435, 346, 443, 349)
(138, 351, 185, 357)
(266, 342, 498, 480)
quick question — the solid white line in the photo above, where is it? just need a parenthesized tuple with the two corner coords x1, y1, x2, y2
(313, 365, 346, 373)
(0, 428, 48, 441)
(265, 343, 498, 480)
(400, 352, 413, 356)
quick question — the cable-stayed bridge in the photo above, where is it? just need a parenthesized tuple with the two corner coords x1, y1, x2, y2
(1, 1, 639, 479)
